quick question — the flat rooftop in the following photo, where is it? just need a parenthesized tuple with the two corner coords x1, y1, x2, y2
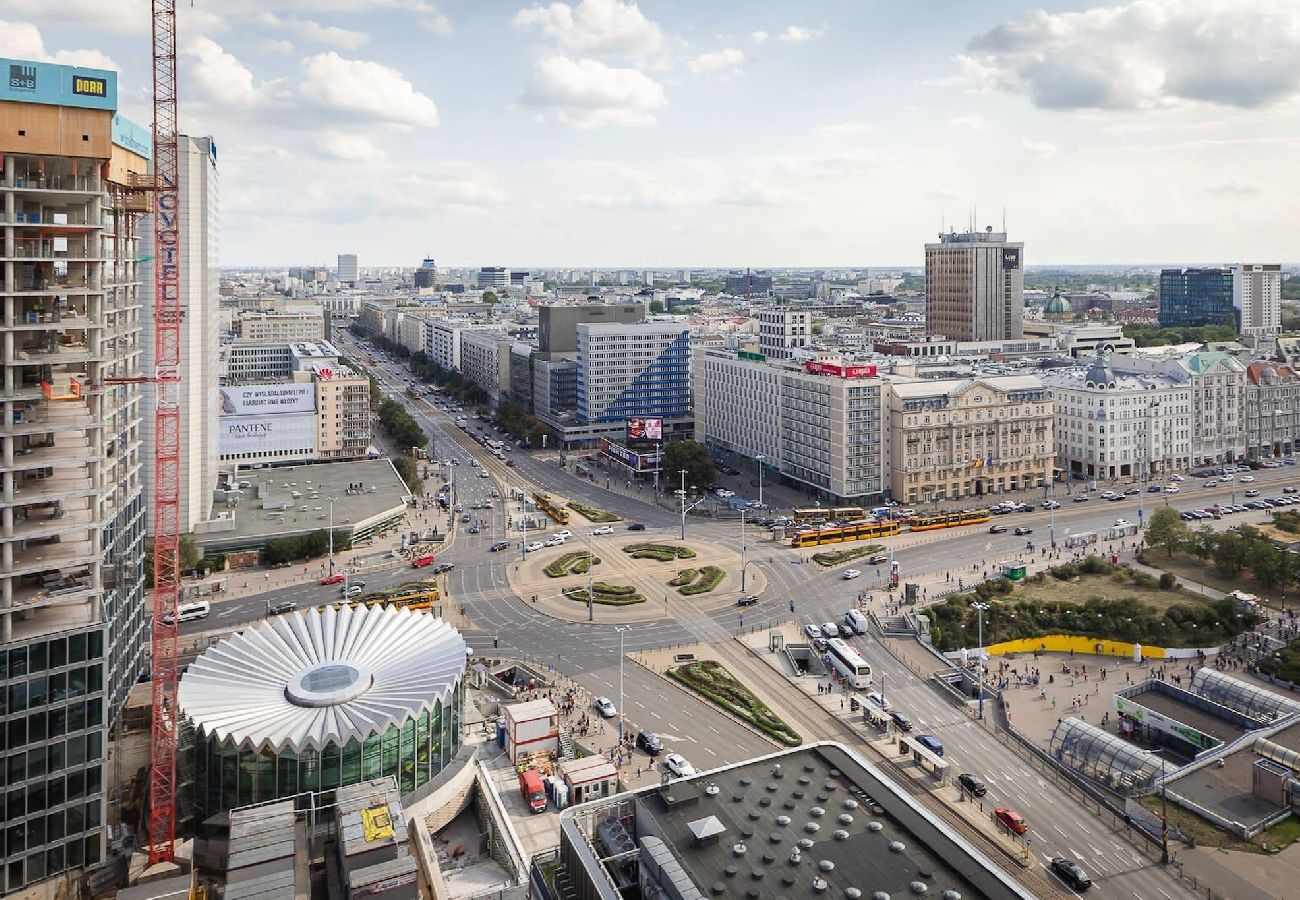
(199, 458, 409, 551)
(1128, 688, 1248, 743)
(562, 742, 1034, 900)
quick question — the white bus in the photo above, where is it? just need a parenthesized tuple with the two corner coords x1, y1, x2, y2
(824, 638, 872, 689)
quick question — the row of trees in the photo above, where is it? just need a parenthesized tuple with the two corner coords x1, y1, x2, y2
(492, 398, 546, 448)
(263, 529, 352, 566)
(377, 397, 427, 453)
(1125, 323, 1237, 348)
(408, 350, 489, 406)
(661, 440, 716, 494)
(1144, 507, 1297, 588)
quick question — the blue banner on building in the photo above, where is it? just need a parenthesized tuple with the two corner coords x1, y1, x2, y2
(1, 58, 117, 111)
(111, 113, 152, 157)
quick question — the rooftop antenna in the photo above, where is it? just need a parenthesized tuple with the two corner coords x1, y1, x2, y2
(1002, 206, 1007, 234)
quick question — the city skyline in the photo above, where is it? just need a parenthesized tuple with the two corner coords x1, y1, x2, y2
(5, 0, 1299, 267)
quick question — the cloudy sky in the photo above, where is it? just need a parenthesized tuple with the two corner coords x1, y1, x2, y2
(4, 0, 1299, 268)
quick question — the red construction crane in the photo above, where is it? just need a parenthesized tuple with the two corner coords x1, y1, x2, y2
(147, 0, 183, 865)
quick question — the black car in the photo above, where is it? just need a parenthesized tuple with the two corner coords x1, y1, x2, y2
(1124, 487, 1141, 495)
(627, 523, 647, 531)
(1050, 858, 1092, 890)
(988, 524, 1008, 534)
(635, 730, 663, 755)
(432, 563, 454, 574)
(267, 600, 297, 616)
(890, 711, 913, 732)
(489, 541, 510, 552)
(957, 773, 987, 797)
(737, 595, 759, 607)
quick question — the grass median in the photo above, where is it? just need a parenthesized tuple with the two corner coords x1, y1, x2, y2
(543, 552, 601, 578)
(562, 583, 645, 606)
(624, 543, 697, 562)
(568, 501, 622, 523)
(811, 544, 885, 568)
(667, 660, 801, 746)
(676, 565, 725, 596)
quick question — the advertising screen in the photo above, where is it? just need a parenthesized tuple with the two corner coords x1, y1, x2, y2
(218, 384, 315, 416)
(219, 413, 317, 457)
(626, 416, 663, 441)
(803, 361, 879, 378)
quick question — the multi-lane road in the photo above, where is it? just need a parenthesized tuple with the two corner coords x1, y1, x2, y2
(274, 333, 1300, 898)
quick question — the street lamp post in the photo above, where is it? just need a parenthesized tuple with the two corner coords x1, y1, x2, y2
(586, 528, 595, 623)
(680, 469, 689, 540)
(327, 496, 337, 576)
(1049, 484, 1056, 549)
(972, 601, 989, 719)
(755, 454, 765, 507)
(740, 507, 748, 592)
(615, 625, 631, 747)
(654, 440, 661, 496)
(1160, 751, 1169, 863)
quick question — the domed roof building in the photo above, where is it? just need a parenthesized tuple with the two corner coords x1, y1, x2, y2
(1043, 287, 1073, 320)
(178, 604, 467, 817)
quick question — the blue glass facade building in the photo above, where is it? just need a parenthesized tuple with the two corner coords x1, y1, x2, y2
(575, 324, 691, 424)
(1158, 267, 1234, 329)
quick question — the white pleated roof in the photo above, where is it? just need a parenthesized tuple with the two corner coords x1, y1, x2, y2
(177, 604, 466, 753)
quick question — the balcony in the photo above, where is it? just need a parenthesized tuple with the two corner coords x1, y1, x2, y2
(8, 529, 97, 579)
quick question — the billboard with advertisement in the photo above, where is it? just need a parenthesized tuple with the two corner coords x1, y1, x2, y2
(803, 360, 879, 378)
(599, 438, 662, 472)
(218, 384, 315, 416)
(1002, 248, 1021, 270)
(626, 416, 663, 442)
(1, 59, 116, 110)
(219, 413, 317, 457)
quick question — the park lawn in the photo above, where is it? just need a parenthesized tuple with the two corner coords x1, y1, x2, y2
(1135, 795, 1300, 854)
(1141, 551, 1282, 604)
(1013, 571, 1202, 614)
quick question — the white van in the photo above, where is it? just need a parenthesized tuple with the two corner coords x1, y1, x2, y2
(176, 600, 210, 623)
(843, 609, 869, 635)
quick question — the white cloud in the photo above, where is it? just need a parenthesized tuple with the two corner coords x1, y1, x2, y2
(257, 13, 369, 50)
(948, 115, 987, 130)
(319, 132, 387, 162)
(183, 40, 439, 128)
(0, 0, 144, 34)
(954, 0, 1300, 110)
(750, 30, 768, 43)
(688, 47, 743, 77)
(513, 0, 663, 59)
(0, 20, 118, 69)
(812, 122, 874, 140)
(1021, 140, 1058, 158)
(520, 55, 666, 127)
(778, 24, 825, 43)
(422, 11, 452, 34)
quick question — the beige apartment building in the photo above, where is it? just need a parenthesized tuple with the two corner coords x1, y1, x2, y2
(886, 375, 1053, 503)
(313, 365, 372, 459)
(925, 229, 1024, 341)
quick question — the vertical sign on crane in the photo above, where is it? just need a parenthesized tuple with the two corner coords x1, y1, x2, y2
(148, 0, 183, 866)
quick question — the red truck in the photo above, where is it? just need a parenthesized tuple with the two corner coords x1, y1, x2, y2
(519, 769, 546, 814)
(412, 554, 436, 568)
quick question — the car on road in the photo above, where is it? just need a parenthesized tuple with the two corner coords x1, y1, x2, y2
(1101, 490, 1118, 500)
(1113, 519, 1134, 528)
(1246, 489, 1261, 497)
(267, 600, 297, 616)
(589, 525, 615, 536)
(594, 696, 617, 717)
(737, 594, 759, 607)
(803, 624, 824, 640)
(864, 691, 891, 712)
(867, 554, 889, 565)
(1049, 857, 1092, 891)
(1285, 486, 1300, 494)
(460, 513, 471, 523)
(958, 773, 987, 797)
(412, 554, 436, 568)
(489, 541, 511, 552)
(1072, 494, 1089, 502)
(1147, 485, 1164, 493)
(479, 470, 490, 478)
(554, 530, 573, 540)
(841, 569, 862, 580)
(544, 536, 567, 547)
(1169, 473, 1185, 481)
(1042, 499, 1060, 509)
(916, 734, 944, 756)
(663, 753, 697, 778)
(343, 585, 364, 597)
(1165, 486, 1180, 493)
(1204, 480, 1219, 488)
(635, 730, 663, 756)
(468, 524, 481, 534)
(1123, 487, 1140, 495)
(890, 711, 913, 732)
(1013, 526, 1033, 535)
(525, 541, 544, 553)
(988, 524, 1008, 534)
(432, 563, 454, 574)
(1240, 475, 1256, 483)
(714, 489, 735, 498)
(821, 621, 844, 639)
(627, 523, 646, 531)
(321, 573, 346, 585)
(994, 806, 1028, 834)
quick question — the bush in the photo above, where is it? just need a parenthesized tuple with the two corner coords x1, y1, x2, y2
(623, 543, 696, 561)
(591, 581, 637, 596)
(568, 502, 622, 523)
(668, 569, 698, 587)
(562, 586, 645, 606)
(678, 566, 725, 596)
(668, 660, 800, 746)
(1159, 572, 1177, 590)
(543, 552, 601, 578)
(810, 544, 885, 567)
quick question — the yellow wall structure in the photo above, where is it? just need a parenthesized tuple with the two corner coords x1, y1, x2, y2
(983, 634, 1167, 660)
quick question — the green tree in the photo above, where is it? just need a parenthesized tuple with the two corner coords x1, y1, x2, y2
(179, 535, 201, 573)
(648, 299, 665, 314)
(1145, 507, 1190, 557)
(1247, 539, 1285, 588)
(393, 456, 421, 494)
(369, 375, 383, 409)
(1212, 529, 1249, 575)
(482, 291, 499, 304)
(661, 440, 716, 494)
